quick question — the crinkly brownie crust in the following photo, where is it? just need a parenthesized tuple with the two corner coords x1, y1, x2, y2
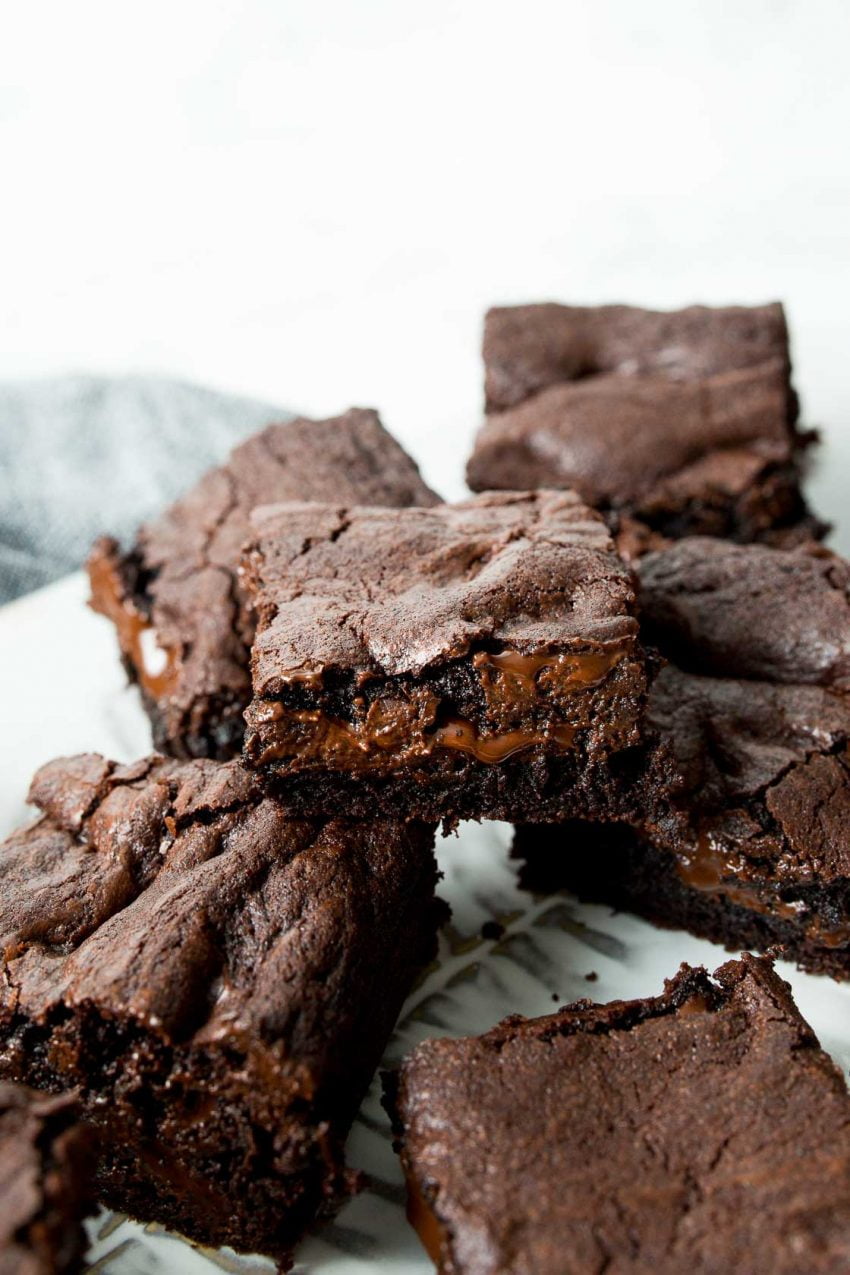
(637, 537, 850, 687)
(481, 301, 796, 414)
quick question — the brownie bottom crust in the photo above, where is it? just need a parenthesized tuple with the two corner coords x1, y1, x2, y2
(8, 1011, 356, 1261)
(515, 823, 850, 979)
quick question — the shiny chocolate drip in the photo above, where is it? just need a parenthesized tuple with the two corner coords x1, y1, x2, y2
(676, 993, 712, 1017)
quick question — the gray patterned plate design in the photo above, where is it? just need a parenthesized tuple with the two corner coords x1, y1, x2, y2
(3, 575, 850, 1274)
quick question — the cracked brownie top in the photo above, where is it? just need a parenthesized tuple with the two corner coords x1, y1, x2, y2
(239, 490, 652, 802)
(0, 752, 442, 1260)
(243, 490, 639, 685)
(638, 537, 850, 688)
(481, 301, 794, 415)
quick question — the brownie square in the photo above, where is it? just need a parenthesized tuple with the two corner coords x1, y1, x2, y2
(242, 490, 655, 823)
(517, 538, 850, 976)
(0, 753, 442, 1264)
(0, 1083, 95, 1275)
(386, 955, 850, 1275)
(468, 302, 822, 553)
(88, 408, 438, 761)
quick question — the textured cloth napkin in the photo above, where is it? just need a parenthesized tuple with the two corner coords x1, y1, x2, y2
(0, 376, 286, 604)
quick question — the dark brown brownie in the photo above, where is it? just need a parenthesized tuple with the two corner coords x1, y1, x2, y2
(88, 408, 439, 760)
(517, 538, 850, 976)
(241, 490, 658, 823)
(0, 1083, 95, 1275)
(0, 753, 442, 1265)
(386, 956, 850, 1275)
(468, 302, 822, 553)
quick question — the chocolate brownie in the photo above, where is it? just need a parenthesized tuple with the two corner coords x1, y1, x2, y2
(0, 1083, 94, 1275)
(386, 955, 850, 1275)
(517, 538, 850, 976)
(0, 753, 442, 1265)
(467, 302, 822, 553)
(88, 408, 439, 760)
(241, 490, 658, 823)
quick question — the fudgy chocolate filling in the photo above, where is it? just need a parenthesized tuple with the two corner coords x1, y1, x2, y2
(475, 648, 627, 705)
(673, 832, 850, 948)
(247, 645, 631, 770)
(434, 718, 578, 762)
(89, 544, 180, 700)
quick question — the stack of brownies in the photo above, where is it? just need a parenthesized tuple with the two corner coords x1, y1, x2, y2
(2, 303, 850, 1274)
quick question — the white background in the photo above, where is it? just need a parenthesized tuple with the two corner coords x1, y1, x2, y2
(1, 0, 849, 520)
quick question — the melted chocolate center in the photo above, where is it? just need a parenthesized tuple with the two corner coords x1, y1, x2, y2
(247, 644, 629, 770)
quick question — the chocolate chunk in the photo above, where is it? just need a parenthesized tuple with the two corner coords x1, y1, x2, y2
(0, 1083, 95, 1275)
(242, 490, 658, 824)
(386, 956, 850, 1274)
(0, 753, 442, 1264)
(468, 302, 823, 552)
(88, 408, 438, 760)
